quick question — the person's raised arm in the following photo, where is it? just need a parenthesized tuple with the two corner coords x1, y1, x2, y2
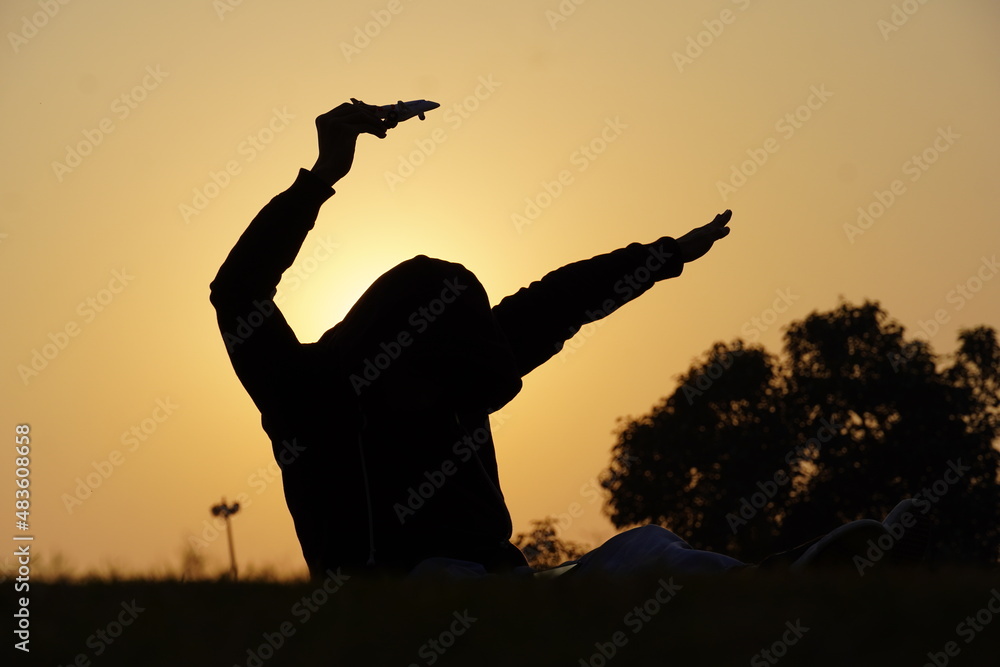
(209, 101, 390, 413)
(308, 99, 391, 187)
(492, 210, 732, 377)
(674, 209, 732, 263)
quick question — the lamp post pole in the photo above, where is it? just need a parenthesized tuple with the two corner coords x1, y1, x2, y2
(211, 498, 241, 581)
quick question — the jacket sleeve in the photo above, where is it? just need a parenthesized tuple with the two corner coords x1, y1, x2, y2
(491, 237, 685, 377)
(209, 168, 336, 414)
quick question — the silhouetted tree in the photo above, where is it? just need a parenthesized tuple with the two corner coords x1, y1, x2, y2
(513, 517, 590, 569)
(603, 341, 793, 562)
(602, 300, 1000, 565)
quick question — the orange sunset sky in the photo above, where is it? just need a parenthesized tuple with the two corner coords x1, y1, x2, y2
(2, 0, 999, 578)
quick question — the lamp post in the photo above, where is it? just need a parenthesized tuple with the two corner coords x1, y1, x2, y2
(211, 497, 241, 581)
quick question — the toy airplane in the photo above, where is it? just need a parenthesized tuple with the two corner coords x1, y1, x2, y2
(352, 98, 440, 124)
(377, 99, 440, 123)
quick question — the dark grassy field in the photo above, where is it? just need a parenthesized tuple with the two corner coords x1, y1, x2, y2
(22, 568, 1000, 666)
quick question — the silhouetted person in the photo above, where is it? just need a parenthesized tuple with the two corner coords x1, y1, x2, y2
(210, 100, 740, 577)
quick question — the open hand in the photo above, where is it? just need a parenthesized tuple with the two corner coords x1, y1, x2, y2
(676, 210, 732, 263)
(309, 99, 393, 187)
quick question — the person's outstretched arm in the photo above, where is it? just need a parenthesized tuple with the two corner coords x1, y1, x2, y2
(209, 102, 389, 414)
(492, 211, 732, 377)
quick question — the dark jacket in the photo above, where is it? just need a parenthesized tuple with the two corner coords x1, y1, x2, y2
(210, 168, 684, 576)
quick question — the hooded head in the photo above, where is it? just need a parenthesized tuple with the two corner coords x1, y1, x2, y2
(319, 256, 522, 414)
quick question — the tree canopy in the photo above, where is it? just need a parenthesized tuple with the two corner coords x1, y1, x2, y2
(512, 517, 590, 570)
(601, 300, 1000, 566)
